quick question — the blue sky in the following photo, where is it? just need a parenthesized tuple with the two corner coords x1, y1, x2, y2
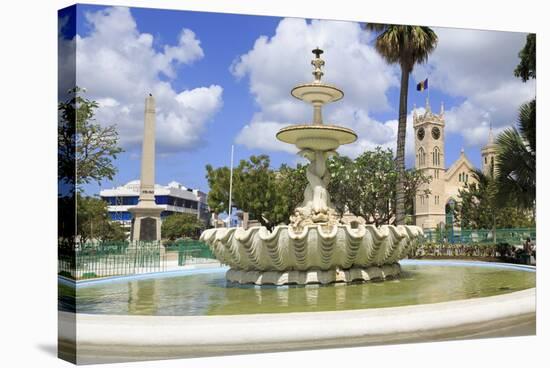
(59, 5, 535, 196)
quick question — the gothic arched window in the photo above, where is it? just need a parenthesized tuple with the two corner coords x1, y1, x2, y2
(433, 147, 441, 166)
(418, 147, 426, 167)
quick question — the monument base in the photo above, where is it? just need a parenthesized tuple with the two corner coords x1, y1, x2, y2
(129, 207, 163, 242)
(226, 263, 401, 286)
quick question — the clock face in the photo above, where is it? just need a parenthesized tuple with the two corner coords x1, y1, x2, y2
(417, 127, 425, 141)
(432, 127, 441, 140)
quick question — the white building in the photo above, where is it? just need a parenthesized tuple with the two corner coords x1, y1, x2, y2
(100, 180, 210, 228)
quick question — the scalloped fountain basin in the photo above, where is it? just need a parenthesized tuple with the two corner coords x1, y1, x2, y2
(200, 224, 423, 285)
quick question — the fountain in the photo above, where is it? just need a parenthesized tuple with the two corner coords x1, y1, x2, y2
(200, 48, 423, 285)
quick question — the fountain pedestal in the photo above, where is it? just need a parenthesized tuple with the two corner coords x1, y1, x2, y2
(226, 264, 402, 286)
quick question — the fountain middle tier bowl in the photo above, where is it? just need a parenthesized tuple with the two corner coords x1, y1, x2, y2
(200, 224, 423, 285)
(276, 124, 357, 151)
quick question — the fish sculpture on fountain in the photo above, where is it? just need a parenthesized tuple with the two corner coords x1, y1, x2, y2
(201, 48, 423, 285)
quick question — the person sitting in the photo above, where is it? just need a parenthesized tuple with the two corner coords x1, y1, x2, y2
(523, 237, 533, 255)
(522, 237, 535, 265)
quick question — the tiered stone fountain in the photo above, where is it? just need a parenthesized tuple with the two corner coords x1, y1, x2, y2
(201, 48, 422, 285)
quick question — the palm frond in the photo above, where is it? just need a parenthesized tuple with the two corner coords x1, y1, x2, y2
(364, 23, 388, 33)
(366, 25, 438, 70)
(495, 127, 536, 208)
(471, 168, 489, 187)
(518, 99, 536, 153)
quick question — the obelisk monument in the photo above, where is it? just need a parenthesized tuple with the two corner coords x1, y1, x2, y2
(129, 94, 163, 242)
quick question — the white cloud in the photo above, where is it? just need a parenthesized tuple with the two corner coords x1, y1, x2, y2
(232, 18, 534, 167)
(75, 7, 223, 153)
(231, 18, 399, 156)
(413, 27, 535, 146)
(236, 119, 296, 154)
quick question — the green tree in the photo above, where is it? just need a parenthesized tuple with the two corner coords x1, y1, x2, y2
(232, 155, 280, 229)
(455, 169, 534, 229)
(58, 86, 123, 187)
(273, 163, 309, 224)
(326, 155, 356, 216)
(365, 24, 438, 225)
(403, 168, 432, 221)
(99, 221, 127, 242)
(328, 147, 430, 225)
(206, 157, 307, 229)
(454, 169, 497, 230)
(514, 34, 536, 82)
(495, 35, 536, 215)
(205, 164, 231, 214)
(76, 195, 127, 244)
(495, 100, 536, 212)
(206, 150, 429, 228)
(161, 213, 205, 240)
(206, 155, 282, 230)
(59, 87, 124, 243)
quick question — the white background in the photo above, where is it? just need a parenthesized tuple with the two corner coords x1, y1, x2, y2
(0, 0, 547, 367)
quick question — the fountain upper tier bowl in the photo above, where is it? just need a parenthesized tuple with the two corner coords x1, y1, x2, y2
(276, 124, 357, 151)
(291, 83, 344, 104)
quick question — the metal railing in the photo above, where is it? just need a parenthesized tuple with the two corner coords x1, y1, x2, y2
(58, 241, 166, 280)
(422, 228, 536, 245)
(177, 239, 216, 266)
(163, 239, 217, 266)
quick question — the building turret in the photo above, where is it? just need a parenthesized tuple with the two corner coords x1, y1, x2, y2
(481, 123, 498, 177)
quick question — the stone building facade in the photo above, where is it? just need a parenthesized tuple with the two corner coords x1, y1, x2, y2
(413, 99, 495, 230)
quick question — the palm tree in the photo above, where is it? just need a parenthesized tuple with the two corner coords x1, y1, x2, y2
(472, 169, 498, 242)
(365, 24, 438, 225)
(455, 169, 495, 229)
(457, 167, 535, 231)
(495, 99, 536, 214)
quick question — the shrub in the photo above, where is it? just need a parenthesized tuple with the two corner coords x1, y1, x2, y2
(496, 242, 512, 257)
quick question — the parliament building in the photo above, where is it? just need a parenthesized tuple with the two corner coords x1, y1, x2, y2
(413, 99, 497, 230)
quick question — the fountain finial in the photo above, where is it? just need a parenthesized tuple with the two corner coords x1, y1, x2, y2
(312, 47, 324, 58)
(311, 47, 325, 83)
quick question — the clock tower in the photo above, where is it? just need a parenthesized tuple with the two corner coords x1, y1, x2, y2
(413, 98, 446, 230)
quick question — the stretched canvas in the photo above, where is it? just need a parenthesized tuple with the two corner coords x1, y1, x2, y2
(58, 3, 537, 364)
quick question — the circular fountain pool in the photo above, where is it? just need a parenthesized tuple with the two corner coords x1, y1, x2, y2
(59, 260, 535, 316)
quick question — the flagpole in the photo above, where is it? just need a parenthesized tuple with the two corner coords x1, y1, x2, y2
(427, 58, 431, 107)
(227, 144, 234, 226)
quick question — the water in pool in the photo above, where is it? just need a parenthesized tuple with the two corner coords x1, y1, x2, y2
(59, 262, 535, 316)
